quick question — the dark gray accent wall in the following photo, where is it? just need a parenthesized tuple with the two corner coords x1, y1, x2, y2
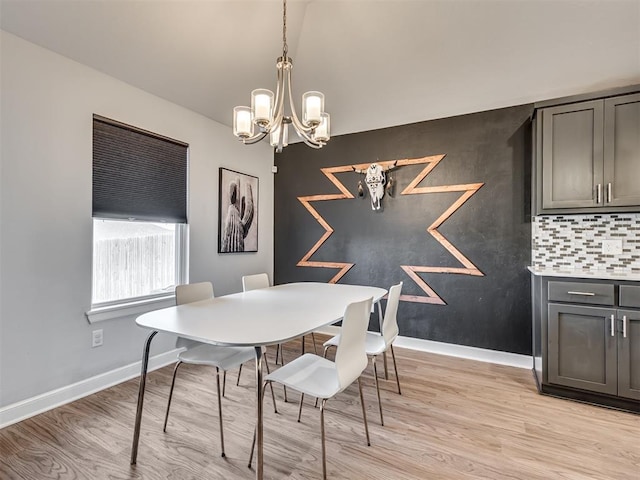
(274, 104, 533, 354)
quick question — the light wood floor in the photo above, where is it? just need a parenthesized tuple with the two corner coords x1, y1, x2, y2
(1, 337, 639, 480)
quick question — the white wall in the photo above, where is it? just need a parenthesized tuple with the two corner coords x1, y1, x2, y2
(0, 31, 274, 408)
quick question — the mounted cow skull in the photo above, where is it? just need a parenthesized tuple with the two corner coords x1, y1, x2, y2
(354, 161, 398, 210)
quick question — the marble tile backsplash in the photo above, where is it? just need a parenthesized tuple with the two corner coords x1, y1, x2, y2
(532, 214, 640, 273)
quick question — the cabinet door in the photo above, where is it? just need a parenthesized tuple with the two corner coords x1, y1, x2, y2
(617, 309, 640, 400)
(541, 101, 604, 209)
(548, 304, 617, 394)
(603, 93, 640, 207)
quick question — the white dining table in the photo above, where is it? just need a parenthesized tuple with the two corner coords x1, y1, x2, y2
(130, 282, 387, 480)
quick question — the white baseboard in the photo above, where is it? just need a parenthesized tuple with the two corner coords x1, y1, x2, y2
(392, 336, 532, 369)
(1, 334, 532, 430)
(0, 349, 180, 430)
(315, 327, 532, 369)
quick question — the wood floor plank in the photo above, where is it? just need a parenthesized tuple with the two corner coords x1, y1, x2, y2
(1, 336, 638, 479)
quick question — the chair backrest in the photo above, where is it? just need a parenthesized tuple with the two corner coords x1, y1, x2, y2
(381, 282, 403, 347)
(242, 273, 270, 292)
(334, 296, 373, 390)
(175, 282, 214, 349)
(175, 281, 214, 305)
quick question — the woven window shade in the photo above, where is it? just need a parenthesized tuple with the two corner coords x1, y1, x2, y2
(92, 115, 188, 223)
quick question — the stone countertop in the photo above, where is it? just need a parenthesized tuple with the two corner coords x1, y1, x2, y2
(527, 266, 640, 282)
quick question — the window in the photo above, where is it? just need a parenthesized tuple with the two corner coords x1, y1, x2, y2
(89, 116, 188, 321)
(92, 219, 185, 305)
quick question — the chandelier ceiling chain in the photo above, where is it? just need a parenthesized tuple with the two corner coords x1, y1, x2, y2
(232, 0, 330, 153)
(282, 0, 288, 58)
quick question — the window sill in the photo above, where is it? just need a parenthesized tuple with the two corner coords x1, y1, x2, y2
(86, 295, 176, 323)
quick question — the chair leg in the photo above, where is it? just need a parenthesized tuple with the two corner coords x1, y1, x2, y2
(311, 332, 318, 354)
(297, 393, 305, 422)
(249, 428, 256, 468)
(390, 345, 402, 395)
(237, 363, 243, 386)
(320, 398, 327, 480)
(163, 361, 183, 432)
(383, 351, 389, 380)
(264, 354, 278, 414)
(275, 344, 281, 365)
(278, 346, 288, 403)
(301, 335, 306, 355)
(357, 377, 371, 446)
(372, 356, 384, 426)
(222, 370, 227, 397)
(215, 367, 226, 457)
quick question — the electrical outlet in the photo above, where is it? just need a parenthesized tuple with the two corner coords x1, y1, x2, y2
(601, 239, 623, 255)
(92, 329, 103, 348)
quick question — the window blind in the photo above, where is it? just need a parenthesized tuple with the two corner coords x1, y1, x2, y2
(92, 115, 188, 223)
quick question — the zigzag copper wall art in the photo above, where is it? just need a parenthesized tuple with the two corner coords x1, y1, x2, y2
(296, 154, 485, 304)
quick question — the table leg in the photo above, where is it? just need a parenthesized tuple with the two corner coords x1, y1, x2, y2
(130, 330, 158, 465)
(255, 346, 264, 480)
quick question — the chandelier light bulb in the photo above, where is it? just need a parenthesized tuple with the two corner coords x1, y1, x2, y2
(302, 91, 324, 127)
(233, 106, 253, 139)
(251, 89, 274, 127)
(313, 113, 330, 143)
(270, 123, 289, 147)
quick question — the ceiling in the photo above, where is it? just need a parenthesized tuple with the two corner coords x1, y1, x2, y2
(1, 0, 639, 138)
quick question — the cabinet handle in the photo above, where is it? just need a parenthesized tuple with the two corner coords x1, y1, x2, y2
(596, 184, 602, 204)
(607, 183, 612, 203)
(623, 315, 627, 338)
(610, 315, 615, 337)
(567, 291, 596, 296)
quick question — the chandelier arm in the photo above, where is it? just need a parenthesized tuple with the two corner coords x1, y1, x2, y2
(291, 122, 319, 145)
(299, 136, 324, 149)
(285, 67, 315, 135)
(242, 131, 269, 145)
(269, 61, 285, 130)
(269, 63, 287, 131)
(290, 123, 324, 148)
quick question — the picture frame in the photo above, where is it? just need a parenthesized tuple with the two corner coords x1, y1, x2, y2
(218, 167, 259, 253)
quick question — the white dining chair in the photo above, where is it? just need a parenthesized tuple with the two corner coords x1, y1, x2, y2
(322, 282, 403, 426)
(250, 296, 373, 479)
(163, 281, 277, 458)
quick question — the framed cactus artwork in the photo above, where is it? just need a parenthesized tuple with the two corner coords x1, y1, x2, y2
(218, 168, 258, 253)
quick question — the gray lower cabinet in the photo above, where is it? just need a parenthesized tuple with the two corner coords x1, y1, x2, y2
(532, 275, 640, 411)
(617, 309, 640, 400)
(534, 87, 640, 214)
(548, 304, 617, 395)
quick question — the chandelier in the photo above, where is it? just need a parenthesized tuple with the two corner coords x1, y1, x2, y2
(232, 0, 330, 153)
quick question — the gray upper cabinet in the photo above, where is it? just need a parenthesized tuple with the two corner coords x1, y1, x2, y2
(604, 93, 640, 207)
(535, 87, 640, 214)
(541, 101, 604, 210)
